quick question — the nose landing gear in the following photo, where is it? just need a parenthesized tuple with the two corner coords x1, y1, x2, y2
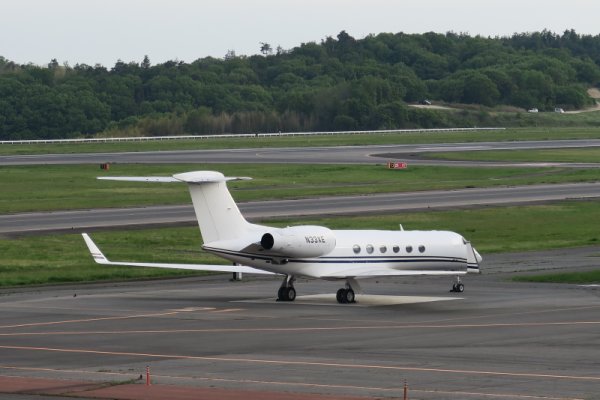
(451, 276, 465, 293)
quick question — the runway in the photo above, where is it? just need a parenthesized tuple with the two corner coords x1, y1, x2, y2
(2, 139, 600, 166)
(2, 182, 600, 235)
(1, 246, 599, 400)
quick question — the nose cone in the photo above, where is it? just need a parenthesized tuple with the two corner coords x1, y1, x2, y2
(464, 241, 482, 274)
(473, 247, 483, 263)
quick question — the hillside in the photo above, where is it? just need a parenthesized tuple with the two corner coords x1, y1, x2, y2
(1, 30, 600, 140)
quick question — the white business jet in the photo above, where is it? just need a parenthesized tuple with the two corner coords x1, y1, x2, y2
(83, 171, 481, 303)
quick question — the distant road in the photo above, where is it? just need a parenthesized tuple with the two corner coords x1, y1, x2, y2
(2, 182, 599, 235)
(2, 139, 600, 166)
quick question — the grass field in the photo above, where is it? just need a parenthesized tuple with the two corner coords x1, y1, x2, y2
(2, 127, 600, 156)
(513, 270, 600, 284)
(2, 126, 599, 286)
(0, 227, 215, 287)
(2, 163, 600, 214)
(1, 200, 599, 287)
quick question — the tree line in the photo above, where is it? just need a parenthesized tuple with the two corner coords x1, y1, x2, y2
(1, 29, 600, 140)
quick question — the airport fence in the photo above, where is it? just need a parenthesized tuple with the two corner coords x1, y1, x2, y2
(1, 127, 505, 145)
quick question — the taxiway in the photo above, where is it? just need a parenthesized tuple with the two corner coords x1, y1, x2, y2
(1, 247, 599, 400)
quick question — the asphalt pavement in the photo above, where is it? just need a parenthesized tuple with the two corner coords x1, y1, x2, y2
(1, 246, 599, 400)
(3, 139, 600, 166)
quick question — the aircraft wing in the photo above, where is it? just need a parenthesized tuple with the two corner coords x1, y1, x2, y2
(82, 233, 276, 275)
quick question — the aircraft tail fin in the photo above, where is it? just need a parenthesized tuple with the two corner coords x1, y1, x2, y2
(173, 171, 252, 243)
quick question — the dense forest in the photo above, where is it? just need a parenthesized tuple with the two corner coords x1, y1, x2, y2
(2, 30, 600, 140)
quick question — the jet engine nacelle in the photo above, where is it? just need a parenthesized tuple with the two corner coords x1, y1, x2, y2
(260, 225, 336, 258)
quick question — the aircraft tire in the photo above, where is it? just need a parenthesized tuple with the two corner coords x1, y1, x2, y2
(287, 287, 296, 301)
(277, 287, 296, 301)
(456, 283, 465, 293)
(345, 289, 355, 303)
(277, 287, 286, 301)
(336, 288, 346, 303)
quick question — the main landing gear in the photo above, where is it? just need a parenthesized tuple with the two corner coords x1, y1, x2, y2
(450, 276, 465, 293)
(336, 278, 361, 304)
(276, 276, 363, 304)
(336, 287, 355, 304)
(277, 275, 296, 301)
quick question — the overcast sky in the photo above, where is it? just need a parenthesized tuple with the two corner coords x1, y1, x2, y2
(2, 0, 599, 67)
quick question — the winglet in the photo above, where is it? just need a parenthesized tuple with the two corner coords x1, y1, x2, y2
(82, 233, 110, 264)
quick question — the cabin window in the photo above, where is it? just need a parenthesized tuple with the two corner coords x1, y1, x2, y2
(380, 245, 387, 253)
(393, 245, 400, 253)
(366, 244, 374, 254)
(419, 245, 426, 253)
(353, 245, 361, 254)
(406, 245, 413, 253)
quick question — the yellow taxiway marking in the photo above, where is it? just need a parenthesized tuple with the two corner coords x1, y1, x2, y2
(1, 345, 599, 383)
(0, 311, 182, 329)
(209, 308, 245, 313)
(0, 365, 583, 400)
(1, 320, 598, 336)
(0, 307, 239, 330)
